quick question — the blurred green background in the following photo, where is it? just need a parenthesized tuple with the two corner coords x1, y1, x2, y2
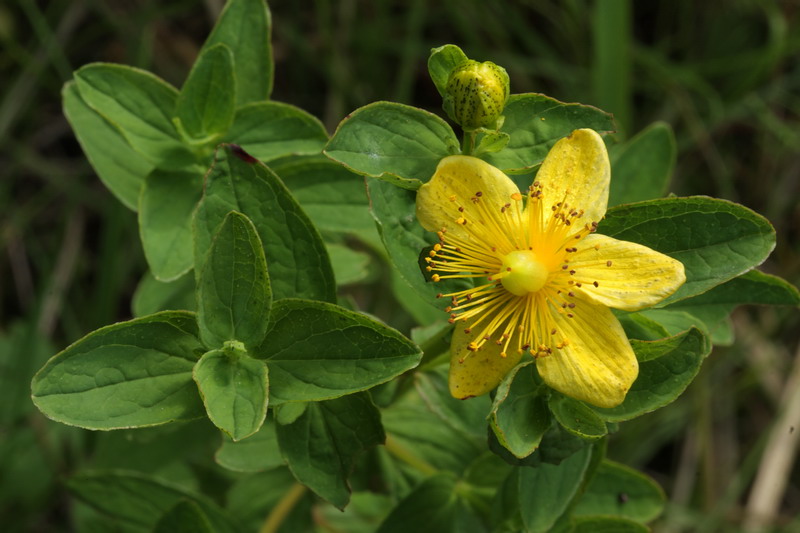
(1, 0, 799, 531)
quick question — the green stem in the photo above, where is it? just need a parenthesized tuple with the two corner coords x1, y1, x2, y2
(461, 130, 476, 155)
(259, 482, 307, 533)
(384, 434, 438, 476)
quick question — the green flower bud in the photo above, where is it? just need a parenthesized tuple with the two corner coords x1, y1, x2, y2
(443, 60, 510, 130)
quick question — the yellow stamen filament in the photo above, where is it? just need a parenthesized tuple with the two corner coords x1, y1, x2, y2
(429, 182, 601, 356)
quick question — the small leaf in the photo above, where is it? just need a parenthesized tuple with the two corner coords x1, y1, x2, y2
(200, 0, 273, 104)
(608, 122, 676, 207)
(193, 144, 336, 303)
(598, 196, 776, 305)
(67, 470, 238, 532)
(215, 417, 283, 472)
(224, 102, 328, 161)
(193, 349, 269, 441)
(175, 43, 236, 142)
(255, 299, 421, 404)
(548, 393, 608, 440)
(518, 445, 592, 533)
(325, 101, 460, 189)
(490, 361, 551, 458)
(593, 328, 709, 422)
(573, 460, 665, 523)
(474, 130, 510, 156)
(196, 211, 271, 349)
(428, 44, 468, 97)
(31, 312, 204, 430)
(132, 271, 196, 317)
(480, 93, 615, 173)
(74, 63, 195, 169)
(62, 81, 153, 210)
(153, 500, 214, 533)
(276, 393, 384, 509)
(138, 169, 203, 281)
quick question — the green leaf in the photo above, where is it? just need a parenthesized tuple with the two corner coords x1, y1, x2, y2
(368, 178, 467, 314)
(224, 102, 328, 161)
(569, 516, 649, 533)
(255, 299, 421, 404)
(132, 271, 196, 317)
(175, 43, 235, 143)
(62, 81, 153, 210)
(415, 369, 492, 445)
(325, 101, 460, 189)
(615, 311, 671, 341)
(276, 393, 384, 509)
(31, 312, 204, 430)
(376, 474, 485, 533)
(474, 130, 510, 156)
(593, 328, 709, 422)
(490, 362, 551, 458)
(138, 169, 203, 281)
(215, 417, 283, 472)
(74, 63, 195, 169)
(196, 211, 271, 349)
(271, 155, 375, 234)
(201, 0, 273, 104)
(480, 93, 615, 173)
(327, 243, 372, 285)
(608, 122, 675, 207)
(153, 500, 214, 533)
(549, 393, 608, 440)
(665, 269, 800, 327)
(428, 44, 468, 97)
(67, 470, 238, 533)
(518, 445, 592, 533)
(193, 144, 335, 302)
(574, 460, 665, 523)
(193, 349, 268, 441)
(598, 196, 776, 305)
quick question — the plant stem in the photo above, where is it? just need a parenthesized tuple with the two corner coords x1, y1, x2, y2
(259, 482, 307, 533)
(384, 434, 438, 476)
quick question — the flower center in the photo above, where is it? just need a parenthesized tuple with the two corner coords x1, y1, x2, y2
(500, 250, 548, 295)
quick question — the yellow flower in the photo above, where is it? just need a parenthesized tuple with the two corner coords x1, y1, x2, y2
(415, 129, 685, 408)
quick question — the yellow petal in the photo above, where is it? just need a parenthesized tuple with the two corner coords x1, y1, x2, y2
(449, 322, 524, 399)
(536, 299, 637, 408)
(416, 155, 521, 240)
(535, 129, 610, 225)
(569, 234, 686, 311)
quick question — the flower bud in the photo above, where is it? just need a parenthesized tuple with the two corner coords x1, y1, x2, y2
(443, 60, 510, 130)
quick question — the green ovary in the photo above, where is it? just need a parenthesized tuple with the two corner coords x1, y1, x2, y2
(500, 250, 549, 296)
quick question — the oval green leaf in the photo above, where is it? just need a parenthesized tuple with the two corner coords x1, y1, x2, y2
(325, 101, 460, 189)
(31, 311, 205, 430)
(176, 43, 236, 142)
(480, 93, 615, 173)
(193, 349, 269, 441)
(255, 299, 421, 404)
(74, 63, 196, 169)
(224, 102, 328, 161)
(62, 81, 153, 210)
(573, 459, 665, 523)
(598, 196, 776, 305)
(196, 211, 271, 349)
(193, 144, 336, 303)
